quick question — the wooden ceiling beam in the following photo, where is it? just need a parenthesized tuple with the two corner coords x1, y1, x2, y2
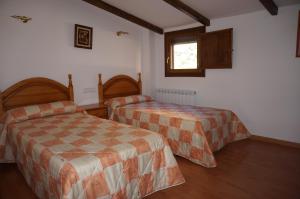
(82, 0, 164, 34)
(162, 0, 210, 26)
(259, 0, 278, 15)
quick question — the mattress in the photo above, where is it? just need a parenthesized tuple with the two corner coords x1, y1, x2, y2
(107, 96, 251, 168)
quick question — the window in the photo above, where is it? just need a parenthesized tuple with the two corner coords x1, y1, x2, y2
(165, 27, 205, 77)
(173, 42, 197, 69)
(165, 27, 233, 77)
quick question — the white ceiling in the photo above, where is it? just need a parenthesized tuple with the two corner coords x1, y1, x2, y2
(104, 0, 300, 29)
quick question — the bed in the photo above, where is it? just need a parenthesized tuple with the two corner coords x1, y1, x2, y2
(98, 74, 251, 168)
(0, 75, 184, 199)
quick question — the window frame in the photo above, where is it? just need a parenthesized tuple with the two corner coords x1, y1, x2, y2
(164, 26, 206, 77)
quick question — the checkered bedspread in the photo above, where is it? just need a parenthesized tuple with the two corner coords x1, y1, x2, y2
(1, 101, 184, 198)
(108, 97, 250, 168)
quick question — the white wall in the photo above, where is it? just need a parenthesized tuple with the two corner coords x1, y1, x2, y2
(152, 4, 300, 143)
(1, 0, 300, 143)
(0, 0, 153, 104)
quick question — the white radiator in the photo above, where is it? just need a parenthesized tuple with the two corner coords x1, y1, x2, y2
(155, 88, 197, 105)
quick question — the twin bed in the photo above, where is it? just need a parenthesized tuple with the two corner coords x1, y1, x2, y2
(0, 75, 184, 199)
(0, 73, 250, 199)
(98, 74, 250, 168)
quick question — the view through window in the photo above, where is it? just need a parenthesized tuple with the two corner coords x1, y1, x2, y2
(173, 42, 197, 69)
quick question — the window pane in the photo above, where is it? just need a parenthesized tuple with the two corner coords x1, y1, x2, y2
(173, 42, 197, 69)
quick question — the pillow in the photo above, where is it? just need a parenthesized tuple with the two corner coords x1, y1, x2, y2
(0, 101, 83, 162)
(4, 101, 83, 124)
(105, 95, 153, 109)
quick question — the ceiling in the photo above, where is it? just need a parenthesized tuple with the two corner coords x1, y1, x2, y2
(104, 0, 300, 28)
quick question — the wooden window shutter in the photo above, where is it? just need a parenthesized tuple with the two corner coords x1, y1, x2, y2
(200, 28, 233, 69)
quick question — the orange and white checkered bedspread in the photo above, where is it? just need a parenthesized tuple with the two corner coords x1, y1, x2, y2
(108, 97, 251, 168)
(1, 102, 185, 199)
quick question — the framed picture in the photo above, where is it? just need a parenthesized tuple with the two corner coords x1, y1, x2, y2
(74, 24, 93, 49)
(297, 11, 300, 57)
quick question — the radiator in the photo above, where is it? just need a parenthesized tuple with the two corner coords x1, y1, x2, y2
(155, 88, 197, 105)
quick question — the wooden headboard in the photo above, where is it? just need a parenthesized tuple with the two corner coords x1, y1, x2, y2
(0, 75, 74, 115)
(98, 73, 142, 105)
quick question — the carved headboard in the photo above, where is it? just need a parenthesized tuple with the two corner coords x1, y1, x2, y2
(0, 75, 74, 115)
(98, 73, 142, 105)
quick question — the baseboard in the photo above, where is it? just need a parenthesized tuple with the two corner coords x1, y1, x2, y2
(250, 135, 300, 149)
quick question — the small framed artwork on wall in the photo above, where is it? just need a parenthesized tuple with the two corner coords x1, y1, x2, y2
(297, 11, 300, 57)
(74, 24, 93, 49)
